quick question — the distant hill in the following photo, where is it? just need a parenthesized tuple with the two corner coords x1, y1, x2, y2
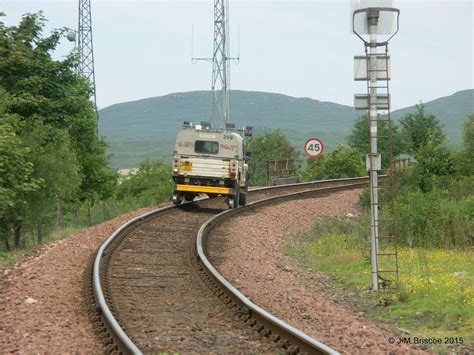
(391, 89, 473, 144)
(98, 89, 473, 169)
(98, 90, 359, 168)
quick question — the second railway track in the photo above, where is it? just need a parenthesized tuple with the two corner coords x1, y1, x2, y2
(88, 177, 368, 354)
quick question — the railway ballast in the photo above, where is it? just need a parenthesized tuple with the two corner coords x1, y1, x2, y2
(90, 177, 369, 354)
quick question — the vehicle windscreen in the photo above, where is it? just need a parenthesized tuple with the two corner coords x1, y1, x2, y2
(194, 140, 219, 154)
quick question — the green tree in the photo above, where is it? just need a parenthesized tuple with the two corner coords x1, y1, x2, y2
(0, 12, 116, 243)
(0, 11, 114, 177)
(347, 113, 404, 166)
(399, 103, 445, 155)
(246, 130, 299, 185)
(19, 120, 81, 241)
(300, 145, 366, 181)
(463, 114, 474, 156)
(459, 114, 474, 176)
(414, 141, 456, 192)
(116, 160, 172, 205)
(0, 122, 41, 249)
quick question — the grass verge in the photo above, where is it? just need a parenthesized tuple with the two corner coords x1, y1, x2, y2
(285, 217, 474, 352)
(0, 227, 82, 266)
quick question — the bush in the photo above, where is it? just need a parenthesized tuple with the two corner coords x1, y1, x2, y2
(359, 170, 473, 249)
(246, 130, 299, 185)
(395, 186, 473, 248)
(300, 145, 366, 181)
(116, 159, 173, 205)
(414, 142, 457, 192)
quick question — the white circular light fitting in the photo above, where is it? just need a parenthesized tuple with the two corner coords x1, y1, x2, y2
(66, 31, 76, 42)
(353, 7, 400, 44)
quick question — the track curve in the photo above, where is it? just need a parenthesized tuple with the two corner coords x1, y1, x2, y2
(90, 177, 368, 354)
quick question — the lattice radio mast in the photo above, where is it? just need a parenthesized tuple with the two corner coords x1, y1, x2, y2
(193, 0, 239, 128)
(78, 0, 98, 127)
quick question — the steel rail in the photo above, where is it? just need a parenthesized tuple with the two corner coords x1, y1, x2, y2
(92, 205, 174, 354)
(249, 176, 369, 192)
(197, 182, 367, 355)
(92, 177, 368, 354)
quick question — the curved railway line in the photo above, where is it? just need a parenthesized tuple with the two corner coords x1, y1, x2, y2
(85, 177, 369, 354)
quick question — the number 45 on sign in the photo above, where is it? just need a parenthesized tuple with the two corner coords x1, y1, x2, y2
(304, 138, 324, 158)
(304, 138, 324, 180)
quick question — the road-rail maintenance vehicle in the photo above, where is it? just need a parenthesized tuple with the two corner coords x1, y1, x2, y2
(172, 122, 251, 209)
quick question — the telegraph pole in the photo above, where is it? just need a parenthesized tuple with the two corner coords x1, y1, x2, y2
(193, 0, 239, 128)
(78, 0, 99, 129)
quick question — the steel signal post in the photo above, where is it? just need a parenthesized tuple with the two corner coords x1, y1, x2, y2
(353, 2, 400, 291)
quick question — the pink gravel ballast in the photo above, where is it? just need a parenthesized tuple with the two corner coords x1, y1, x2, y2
(208, 189, 425, 354)
(0, 206, 161, 353)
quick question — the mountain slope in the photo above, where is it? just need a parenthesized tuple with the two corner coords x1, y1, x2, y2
(98, 90, 359, 168)
(98, 89, 473, 169)
(391, 89, 473, 143)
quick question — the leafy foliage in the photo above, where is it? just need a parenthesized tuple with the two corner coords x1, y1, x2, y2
(0, 122, 41, 221)
(353, 101, 473, 248)
(414, 141, 457, 192)
(463, 114, 474, 157)
(0, 12, 116, 248)
(246, 130, 299, 185)
(300, 145, 366, 181)
(347, 113, 404, 167)
(399, 104, 445, 155)
(459, 114, 474, 176)
(394, 179, 473, 248)
(116, 160, 172, 205)
(19, 119, 82, 228)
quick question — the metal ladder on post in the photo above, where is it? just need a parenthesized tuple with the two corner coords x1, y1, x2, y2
(365, 42, 399, 288)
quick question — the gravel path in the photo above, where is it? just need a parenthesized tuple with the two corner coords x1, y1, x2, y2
(207, 189, 425, 354)
(0, 206, 161, 353)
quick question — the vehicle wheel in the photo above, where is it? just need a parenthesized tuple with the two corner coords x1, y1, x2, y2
(184, 193, 195, 202)
(228, 196, 237, 209)
(173, 193, 182, 205)
(239, 192, 247, 206)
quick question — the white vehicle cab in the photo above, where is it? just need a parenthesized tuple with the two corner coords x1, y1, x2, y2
(172, 122, 250, 209)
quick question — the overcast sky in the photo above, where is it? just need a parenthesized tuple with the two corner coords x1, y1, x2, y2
(2, 0, 473, 110)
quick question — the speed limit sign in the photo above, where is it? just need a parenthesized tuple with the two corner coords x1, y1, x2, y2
(304, 138, 324, 158)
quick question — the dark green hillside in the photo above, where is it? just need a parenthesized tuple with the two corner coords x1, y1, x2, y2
(99, 89, 473, 169)
(391, 89, 474, 144)
(98, 90, 358, 168)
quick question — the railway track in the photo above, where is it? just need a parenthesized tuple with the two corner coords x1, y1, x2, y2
(85, 177, 368, 354)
